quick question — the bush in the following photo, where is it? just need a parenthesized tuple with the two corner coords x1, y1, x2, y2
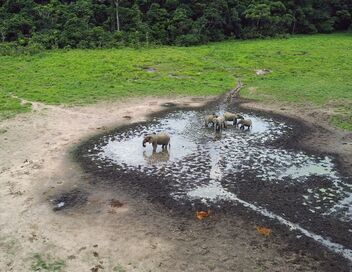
(175, 34, 201, 46)
(31, 31, 60, 49)
(0, 42, 44, 56)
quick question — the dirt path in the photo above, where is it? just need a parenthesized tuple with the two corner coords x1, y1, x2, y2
(0, 97, 349, 272)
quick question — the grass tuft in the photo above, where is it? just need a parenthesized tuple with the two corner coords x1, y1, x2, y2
(31, 253, 65, 272)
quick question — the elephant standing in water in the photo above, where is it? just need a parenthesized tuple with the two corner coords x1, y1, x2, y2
(224, 112, 244, 126)
(143, 132, 170, 152)
(205, 113, 218, 127)
(237, 119, 252, 130)
(213, 116, 227, 132)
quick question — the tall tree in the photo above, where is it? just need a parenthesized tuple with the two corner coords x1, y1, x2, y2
(114, 0, 120, 32)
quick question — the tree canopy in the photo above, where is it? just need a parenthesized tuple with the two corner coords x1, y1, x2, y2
(0, 0, 351, 48)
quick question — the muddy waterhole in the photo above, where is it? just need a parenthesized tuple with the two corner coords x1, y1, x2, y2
(76, 105, 352, 262)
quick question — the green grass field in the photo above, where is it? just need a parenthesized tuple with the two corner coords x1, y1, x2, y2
(1, 34, 351, 129)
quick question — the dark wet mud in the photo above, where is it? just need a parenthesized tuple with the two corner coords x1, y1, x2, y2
(72, 101, 352, 267)
(51, 189, 88, 211)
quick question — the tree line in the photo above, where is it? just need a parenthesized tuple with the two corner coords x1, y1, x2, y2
(0, 0, 351, 49)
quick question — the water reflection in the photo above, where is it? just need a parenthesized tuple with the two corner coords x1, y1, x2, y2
(214, 131, 222, 140)
(143, 149, 170, 164)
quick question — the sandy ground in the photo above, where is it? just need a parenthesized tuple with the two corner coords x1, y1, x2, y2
(0, 96, 350, 272)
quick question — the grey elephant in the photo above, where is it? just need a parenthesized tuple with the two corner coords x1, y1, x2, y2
(237, 119, 252, 130)
(205, 113, 218, 127)
(224, 112, 244, 125)
(142, 132, 170, 152)
(214, 116, 227, 132)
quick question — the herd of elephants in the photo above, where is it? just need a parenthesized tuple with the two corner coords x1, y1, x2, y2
(142, 111, 251, 152)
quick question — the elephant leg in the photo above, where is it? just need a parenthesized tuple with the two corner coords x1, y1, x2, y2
(234, 119, 237, 126)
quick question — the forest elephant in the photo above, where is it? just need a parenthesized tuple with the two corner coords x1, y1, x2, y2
(205, 113, 218, 128)
(237, 119, 252, 130)
(214, 116, 227, 132)
(142, 132, 171, 152)
(224, 112, 244, 125)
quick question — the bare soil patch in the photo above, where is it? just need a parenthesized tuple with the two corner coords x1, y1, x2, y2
(255, 69, 272, 76)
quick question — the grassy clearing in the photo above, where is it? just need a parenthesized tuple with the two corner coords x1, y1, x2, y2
(0, 34, 351, 129)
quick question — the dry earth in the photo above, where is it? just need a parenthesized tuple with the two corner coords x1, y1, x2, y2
(0, 96, 350, 272)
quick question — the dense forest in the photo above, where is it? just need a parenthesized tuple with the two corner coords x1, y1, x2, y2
(0, 0, 351, 48)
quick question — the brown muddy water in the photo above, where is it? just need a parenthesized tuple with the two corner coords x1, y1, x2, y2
(71, 103, 352, 264)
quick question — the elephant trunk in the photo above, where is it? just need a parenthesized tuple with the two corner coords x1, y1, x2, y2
(142, 138, 148, 147)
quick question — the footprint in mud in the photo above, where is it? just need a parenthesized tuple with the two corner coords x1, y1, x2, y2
(109, 199, 123, 208)
(67, 255, 76, 260)
(91, 264, 104, 272)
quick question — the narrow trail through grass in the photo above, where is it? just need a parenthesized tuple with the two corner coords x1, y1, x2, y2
(1, 34, 351, 129)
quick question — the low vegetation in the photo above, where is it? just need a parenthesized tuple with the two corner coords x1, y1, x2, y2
(31, 253, 65, 272)
(0, 34, 351, 129)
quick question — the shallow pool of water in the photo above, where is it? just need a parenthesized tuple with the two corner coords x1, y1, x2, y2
(88, 110, 351, 219)
(82, 107, 352, 261)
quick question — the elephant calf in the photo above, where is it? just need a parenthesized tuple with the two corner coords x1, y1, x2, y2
(143, 132, 170, 152)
